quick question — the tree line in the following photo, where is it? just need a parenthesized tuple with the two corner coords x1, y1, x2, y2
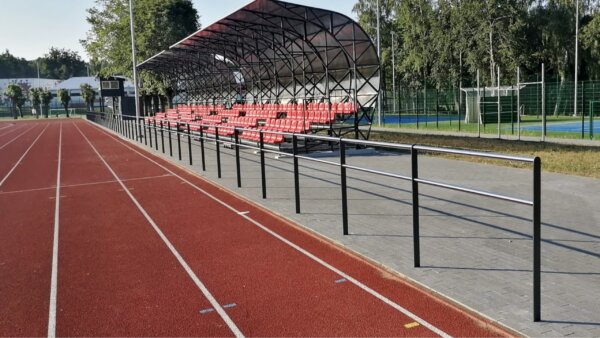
(6, 0, 598, 102)
(353, 0, 600, 90)
(0, 48, 88, 80)
(3, 82, 97, 119)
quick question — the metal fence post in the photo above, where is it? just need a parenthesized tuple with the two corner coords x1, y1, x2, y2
(215, 127, 221, 178)
(199, 126, 206, 171)
(160, 121, 165, 153)
(142, 119, 147, 146)
(259, 131, 266, 199)
(340, 140, 349, 235)
(148, 119, 153, 148)
(234, 129, 242, 187)
(177, 123, 182, 161)
(153, 121, 158, 151)
(411, 145, 420, 268)
(293, 134, 300, 214)
(168, 123, 172, 156)
(187, 124, 193, 165)
(533, 156, 542, 322)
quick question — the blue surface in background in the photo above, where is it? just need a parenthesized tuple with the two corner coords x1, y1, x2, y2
(521, 121, 598, 133)
(380, 114, 461, 125)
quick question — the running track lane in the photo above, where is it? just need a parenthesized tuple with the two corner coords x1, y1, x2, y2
(0, 122, 36, 145)
(54, 122, 234, 336)
(80, 121, 510, 336)
(0, 123, 45, 184)
(0, 122, 27, 139)
(0, 122, 60, 336)
(0, 124, 43, 178)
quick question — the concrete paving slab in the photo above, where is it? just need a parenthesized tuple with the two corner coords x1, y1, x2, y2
(121, 125, 599, 337)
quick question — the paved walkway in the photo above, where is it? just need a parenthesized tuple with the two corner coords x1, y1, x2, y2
(121, 123, 599, 337)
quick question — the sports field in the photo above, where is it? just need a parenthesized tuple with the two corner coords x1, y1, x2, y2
(0, 119, 510, 336)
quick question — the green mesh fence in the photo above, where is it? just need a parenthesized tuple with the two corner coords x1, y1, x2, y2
(377, 79, 600, 140)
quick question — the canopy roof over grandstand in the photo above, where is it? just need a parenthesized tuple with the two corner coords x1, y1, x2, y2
(138, 0, 380, 138)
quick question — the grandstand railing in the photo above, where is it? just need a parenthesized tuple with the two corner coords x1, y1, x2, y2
(87, 111, 543, 322)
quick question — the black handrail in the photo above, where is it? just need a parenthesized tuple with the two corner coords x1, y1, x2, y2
(90, 112, 542, 322)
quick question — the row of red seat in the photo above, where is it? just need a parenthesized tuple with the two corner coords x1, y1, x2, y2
(173, 102, 357, 115)
(239, 130, 285, 144)
(265, 119, 310, 133)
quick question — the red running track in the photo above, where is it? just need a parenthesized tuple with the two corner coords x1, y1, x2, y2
(0, 119, 513, 337)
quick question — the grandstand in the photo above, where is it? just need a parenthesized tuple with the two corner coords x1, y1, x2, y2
(137, 0, 381, 145)
(143, 102, 358, 146)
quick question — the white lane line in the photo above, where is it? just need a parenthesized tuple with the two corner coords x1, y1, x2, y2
(89, 120, 452, 338)
(0, 124, 37, 150)
(47, 122, 63, 338)
(0, 124, 23, 137)
(73, 122, 244, 338)
(0, 174, 173, 196)
(0, 124, 12, 131)
(0, 124, 50, 188)
(0, 123, 30, 138)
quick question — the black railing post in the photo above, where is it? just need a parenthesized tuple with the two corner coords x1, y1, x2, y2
(234, 129, 241, 187)
(142, 119, 147, 146)
(259, 131, 266, 199)
(215, 127, 222, 178)
(132, 120, 135, 139)
(177, 123, 182, 161)
(153, 121, 158, 151)
(160, 121, 165, 154)
(411, 145, 420, 268)
(199, 126, 206, 171)
(168, 123, 173, 156)
(340, 140, 349, 235)
(533, 156, 542, 322)
(148, 119, 153, 148)
(293, 134, 300, 214)
(187, 124, 193, 165)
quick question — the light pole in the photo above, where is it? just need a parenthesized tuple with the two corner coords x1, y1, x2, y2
(574, 0, 579, 117)
(391, 30, 396, 117)
(376, 0, 382, 126)
(129, 0, 141, 130)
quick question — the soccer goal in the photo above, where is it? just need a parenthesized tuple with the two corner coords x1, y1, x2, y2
(590, 101, 600, 139)
(49, 108, 76, 117)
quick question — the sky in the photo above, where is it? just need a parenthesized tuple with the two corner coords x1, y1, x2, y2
(0, 0, 357, 62)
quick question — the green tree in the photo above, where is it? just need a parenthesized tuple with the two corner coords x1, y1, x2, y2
(29, 88, 42, 119)
(4, 84, 25, 119)
(393, 0, 437, 88)
(82, 0, 199, 79)
(80, 83, 97, 111)
(37, 48, 87, 80)
(39, 89, 53, 118)
(57, 89, 71, 117)
(0, 50, 36, 78)
(353, 0, 396, 89)
(580, 10, 600, 79)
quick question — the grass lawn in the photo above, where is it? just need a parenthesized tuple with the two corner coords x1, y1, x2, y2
(370, 130, 600, 179)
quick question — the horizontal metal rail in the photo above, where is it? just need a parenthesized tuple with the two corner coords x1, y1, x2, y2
(91, 112, 542, 322)
(415, 178, 533, 205)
